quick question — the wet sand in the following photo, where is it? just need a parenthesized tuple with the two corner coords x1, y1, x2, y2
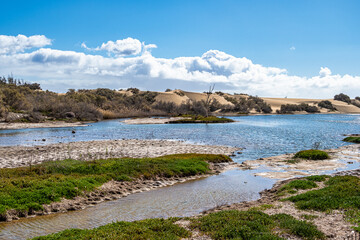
(0, 121, 88, 130)
(0, 139, 239, 168)
(239, 144, 360, 179)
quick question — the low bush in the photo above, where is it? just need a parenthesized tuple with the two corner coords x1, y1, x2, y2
(190, 210, 324, 239)
(33, 218, 190, 240)
(334, 93, 351, 104)
(343, 136, 360, 143)
(317, 100, 336, 111)
(294, 150, 329, 160)
(277, 103, 320, 114)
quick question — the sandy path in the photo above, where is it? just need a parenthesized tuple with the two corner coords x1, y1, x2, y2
(0, 139, 239, 168)
(0, 121, 88, 130)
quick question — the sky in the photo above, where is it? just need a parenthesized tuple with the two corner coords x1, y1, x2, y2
(0, 0, 359, 98)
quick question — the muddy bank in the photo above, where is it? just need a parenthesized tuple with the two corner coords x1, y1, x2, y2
(1, 161, 239, 222)
(0, 121, 88, 130)
(239, 144, 360, 179)
(0, 139, 240, 168)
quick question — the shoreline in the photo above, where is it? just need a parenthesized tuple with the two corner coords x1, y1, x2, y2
(0, 121, 89, 130)
(239, 144, 360, 179)
(1, 161, 239, 222)
(1, 112, 359, 130)
(0, 139, 240, 168)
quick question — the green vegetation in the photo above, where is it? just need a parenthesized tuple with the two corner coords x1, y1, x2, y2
(190, 210, 324, 239)
(276, 103, 319, 114)
(168, 115, 234, 124)
(317, 100, 336, 111)
(0, 154, 230, 218)
(278, 179, 318, 195)
(223, 95, 273, 114)
(343, 136, 360, 143)
(32, 218, 190, 240)
(334, 93, 351, 104)
(286, 176, 360, 212)
(293, 150, 329, 160)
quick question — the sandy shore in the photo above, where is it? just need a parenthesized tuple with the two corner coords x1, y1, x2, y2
(0, 121, 88, 130)
(0, 139, 239, 168)
(122, 117, 190, 124)
(239, 144, 360, 179)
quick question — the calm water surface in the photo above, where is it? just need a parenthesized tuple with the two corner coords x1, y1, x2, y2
(0, 114, 359, 239)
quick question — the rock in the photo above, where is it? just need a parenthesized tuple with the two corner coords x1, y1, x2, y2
(72, 130, 76, 134)
(42, 139, 46, 141)
(5, 112, 28, 122)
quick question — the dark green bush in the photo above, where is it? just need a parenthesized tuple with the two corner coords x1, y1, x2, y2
(334, 93, 351, 104)
(343, 136, 360, 143)
(294, 150, 329, 160)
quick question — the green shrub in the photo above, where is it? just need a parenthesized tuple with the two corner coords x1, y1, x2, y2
(343, 136, 360, 143)
(190, 210, 324, 239)
(32, 218, 190, 240)
(294, 150, 329, 160)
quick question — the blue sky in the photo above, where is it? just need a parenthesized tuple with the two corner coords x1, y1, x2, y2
(0, 0, 359, 97)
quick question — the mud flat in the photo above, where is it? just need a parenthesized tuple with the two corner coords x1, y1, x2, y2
(0, 121, 88, 130)
(0, 139, 239, 168)
(240, 144, 360, 179)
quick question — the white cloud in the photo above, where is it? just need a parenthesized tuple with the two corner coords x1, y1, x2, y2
(290, 46, 296, 51)
(1, 34, 360, 98)
(81, 37, 156, 57)
(0, 34, 51, 54)
(319, 67, 332, 77)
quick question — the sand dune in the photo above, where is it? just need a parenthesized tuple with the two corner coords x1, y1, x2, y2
(263, 97, 360, 114)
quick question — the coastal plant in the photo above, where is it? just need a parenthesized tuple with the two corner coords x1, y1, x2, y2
(32, 218, 190, 240)
(0, 154, 230, 218)
(190, 210, 324, 239)
(343, 136, 360, 143)
(293, 150, 329, 160)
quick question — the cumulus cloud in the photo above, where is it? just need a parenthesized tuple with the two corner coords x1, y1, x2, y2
(1, 34, 360, 98)
(0, 34, 51, 54)
(290, 46, 296, 51)
(319, 67, 332, 77)
(81, 37, 156, 57)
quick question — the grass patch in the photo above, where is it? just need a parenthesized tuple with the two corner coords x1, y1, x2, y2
(301, 214, 319, 221)
(343, 136, 360, 143)
(293, 150, 329, 160)
(169, 115, 234, 124)
(278, 180, 318, 195)
(190, 210, 324, 239)
(286, 176, 360, 212)
(0, 153, 230, 217)
(284, 176, 360, 231)
(32, 218, 190, 240)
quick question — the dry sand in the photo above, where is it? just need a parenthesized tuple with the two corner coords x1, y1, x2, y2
(263, 97, 360, 114)
(0, 121, 88, 130)
(0, 139, 239, 168)
(239, 144, 360, 179)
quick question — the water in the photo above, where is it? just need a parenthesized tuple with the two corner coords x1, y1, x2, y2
(0, 114, 359, 239)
